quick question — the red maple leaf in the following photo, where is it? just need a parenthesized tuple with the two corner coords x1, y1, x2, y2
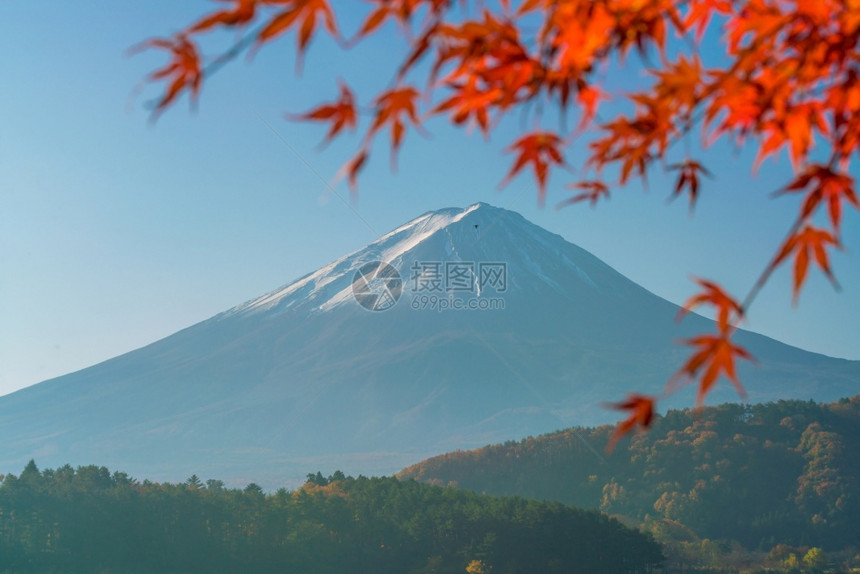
(433, 76, 503, 136)
(674, 334, 755, 406)
(500, 131, 565, 205)
(288, 81, 357, 144)
(576, 85, 608, 131)
(368, 86, 423, 170)
(129, 35, 203, 118)
(190, 0, 259, 33)
(683, 0, 733, 42)
(557, 180, 610, 208)
(678, 278, 743, 334)
(777, 165, 859, 231)
(773, 224, 842, 303)
(605, 394, 656, 453)
(667, 159, 712, 210)
(339, 149, 369, 194)
(256, 0, 339, 64)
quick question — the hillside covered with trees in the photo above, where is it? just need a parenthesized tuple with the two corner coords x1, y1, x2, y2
(0, 464, 662, 573)
(400, 397, 860, 571)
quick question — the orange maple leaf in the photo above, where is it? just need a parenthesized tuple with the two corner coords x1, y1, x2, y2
(557, 181, 610, 208)
(653, 54, 704, 113)
(256, 0, 338, 62)
(516, 0, 542, 17)
(576, 85, 608, 131)
(433, 76, 503, 136)
(604, 394, 656, 453)
(339, 149, 369, 193)
(548, 2, 615, 71)
(368, 86, 423, 170)
(704, 74, 762, 145)
(755, 102, 828, 171)
(354, 1, 394, 40)
(500, 131, 565, 205)
(354, 0, 451, 41)
(612, 2, 670, 59)
(396, 23, 439, 79)
(190, 0, 259, 33)
(667, 159, 712, 210)
(129, 35, 203, 118)
(683, 0, 733, 42)
(674, 334, 755, 407)
(288, 81, 357, 144)
(725, 0, 786, 55)
(589, 94, 675, 185)
(777, 165, 859, 231)
(773, 224, 842, 303)
(678, 278, 743, 334)
(429, 10, 531, 98)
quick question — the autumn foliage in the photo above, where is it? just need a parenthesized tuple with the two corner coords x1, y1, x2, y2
(134, 0, 859, 447)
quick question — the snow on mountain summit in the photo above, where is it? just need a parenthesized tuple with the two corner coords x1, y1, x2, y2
(226, 203, 489, 316)
(225, 202, 624, 317)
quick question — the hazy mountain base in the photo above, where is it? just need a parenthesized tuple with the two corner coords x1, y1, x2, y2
(399, 396, 860, 573)
(0, 465, 663, 574)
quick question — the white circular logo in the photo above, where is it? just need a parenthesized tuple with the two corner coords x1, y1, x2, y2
(352, 261, 402, 311)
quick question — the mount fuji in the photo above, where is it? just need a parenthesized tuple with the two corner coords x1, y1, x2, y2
(1, 203, 857, 487)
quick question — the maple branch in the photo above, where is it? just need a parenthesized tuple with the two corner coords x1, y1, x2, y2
(202, 26, 264, 78)
(738, 215, 805, 317)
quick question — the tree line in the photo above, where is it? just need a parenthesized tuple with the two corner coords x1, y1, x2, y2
(0, 463, 663, 573)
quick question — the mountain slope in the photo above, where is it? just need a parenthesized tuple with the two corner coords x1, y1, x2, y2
(1, 203, 857, 487)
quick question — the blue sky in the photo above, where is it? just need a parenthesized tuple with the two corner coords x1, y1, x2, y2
(2, 2, 858, 397)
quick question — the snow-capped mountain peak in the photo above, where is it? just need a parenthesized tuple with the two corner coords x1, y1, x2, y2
(226, 203, 617, 317)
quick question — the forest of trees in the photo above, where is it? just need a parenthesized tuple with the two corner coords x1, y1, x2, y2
(2, 397, 857, 572)
(400, 396, 860, 572)
(0, 464, 663, 573)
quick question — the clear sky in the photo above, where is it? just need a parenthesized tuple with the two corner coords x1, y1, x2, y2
(2, 2, 858, 398)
